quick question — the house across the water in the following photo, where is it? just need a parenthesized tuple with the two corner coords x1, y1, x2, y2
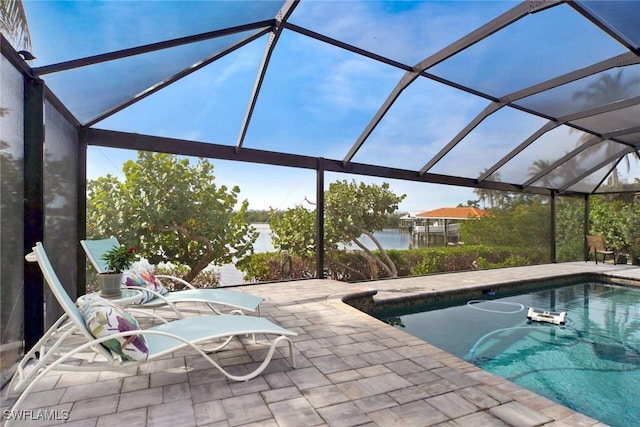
(400, 207, 487, 246)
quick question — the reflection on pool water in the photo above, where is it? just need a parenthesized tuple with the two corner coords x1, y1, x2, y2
(373, 283, 640, 427)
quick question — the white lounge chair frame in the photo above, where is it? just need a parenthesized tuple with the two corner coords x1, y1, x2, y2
(81, 237, 263, 316)
(6, 243, 296, 424)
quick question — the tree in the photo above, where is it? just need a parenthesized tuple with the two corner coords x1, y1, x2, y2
(474, 170, 504, 208)
(269, 206, 317, 256)
(589, 194, 640, 253)
(460, 194, 551, 263)
(87, 152, 257, 282)
(572, 70, 640, 186)
(270, 180, 406, 278)
(326, 180, 406, 277)
(555, 197, 585, 262)
(527, 159, 553, 187)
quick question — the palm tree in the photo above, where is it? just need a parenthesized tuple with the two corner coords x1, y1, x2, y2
(474, 187, 489, 209)
(0, 0, 32, 53)
(571, 70, 640, 186)
(573, 70, 635, 105)
(475, 170, 503, 208)
(527, 158, 589, 189)
(527, 159, 553, 187)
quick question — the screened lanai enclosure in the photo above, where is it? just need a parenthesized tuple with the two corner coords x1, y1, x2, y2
(1, 0, 639, 384)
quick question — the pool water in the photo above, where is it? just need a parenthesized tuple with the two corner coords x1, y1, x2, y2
(374, 283, 640, 427)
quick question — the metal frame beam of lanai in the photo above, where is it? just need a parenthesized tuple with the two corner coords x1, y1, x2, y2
(236, 0, 299, 151)
(316, 159, 325, 279)
(32, 21, 276, 127)
(32, 20, 277, 76)
(84, 28, 273, 128)
(342, 0, 562, 164)
(420, 52, 640, 176)
(84, 128, 562, 197)
(476, 96, 640, 188)
(558, 147, 637, 194)
(522, 126, 640, 189)
(23, 77, 45, 350)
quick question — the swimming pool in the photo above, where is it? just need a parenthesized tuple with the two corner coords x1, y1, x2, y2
(373, 282, 640, 427)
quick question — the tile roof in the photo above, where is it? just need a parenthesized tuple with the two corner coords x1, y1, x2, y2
(414, 207, 487, 219)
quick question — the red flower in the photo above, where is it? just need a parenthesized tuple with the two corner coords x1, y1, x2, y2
(127, 247, 136, 254)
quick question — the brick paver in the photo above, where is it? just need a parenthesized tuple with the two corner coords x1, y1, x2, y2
(4, 262, 638, 426)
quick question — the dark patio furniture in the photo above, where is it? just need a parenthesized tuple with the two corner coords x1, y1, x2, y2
(586, 235, 616, 265)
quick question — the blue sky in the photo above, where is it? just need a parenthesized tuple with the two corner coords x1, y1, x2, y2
(23, 1, 632, 211)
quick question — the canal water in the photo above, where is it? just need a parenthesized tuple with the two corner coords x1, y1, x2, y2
(251, 223, 414, 253)
(219, 223, 414, 285)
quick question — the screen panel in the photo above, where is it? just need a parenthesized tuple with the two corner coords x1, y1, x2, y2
(0, 55, 25, 381)
(43, 100, 79, 325)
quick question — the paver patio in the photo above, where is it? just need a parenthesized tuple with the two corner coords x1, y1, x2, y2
(4, 261, 638, 426)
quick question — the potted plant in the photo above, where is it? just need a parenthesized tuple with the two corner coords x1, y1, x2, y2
(98, 245, 138, 297)
(629, 238, 640, 266)
(616, 252, 629, 265)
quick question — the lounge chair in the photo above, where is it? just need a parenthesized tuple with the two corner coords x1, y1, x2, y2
(586, 234, 616, 264)
(81, 238, 263, 316)
(5, 242, 296, 422)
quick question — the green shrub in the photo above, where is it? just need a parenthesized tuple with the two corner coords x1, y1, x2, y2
(237, 252, 316, 282)
(476, 254, 529, 269)
(235, 244, 548, 283)
(411, 245, 542, 275)
(325, 250, 377, 281)
(385, 249, 423, 276)
(236, 253, 278, 282)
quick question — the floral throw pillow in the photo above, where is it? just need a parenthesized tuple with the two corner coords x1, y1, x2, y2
(122, 270, 169, 304)
(80, 297, 149, 361)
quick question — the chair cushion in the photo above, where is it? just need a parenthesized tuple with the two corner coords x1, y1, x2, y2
(80, 296, 149, 361)
(123, 270, 169, 304)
